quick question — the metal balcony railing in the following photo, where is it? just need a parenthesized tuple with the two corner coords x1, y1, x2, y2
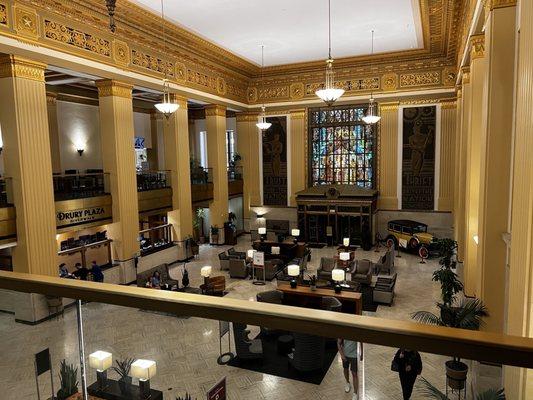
(53, 172, 110, 201)
(136, 170, 170, 192)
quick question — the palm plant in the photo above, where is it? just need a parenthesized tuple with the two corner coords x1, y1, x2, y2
(57, 360, 78, 400)
(112, 357, 135, 394)
(418, 377, 505, 399)
(412, 297, 488, 330)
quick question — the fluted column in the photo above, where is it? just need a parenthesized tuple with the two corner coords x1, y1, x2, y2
(476, 3, 516, 333)
(236, 112, 260, 229)
(437, 100, 456, 211)
(463, 35, 486, 297)
(147, 111, 160, 170)
(289, 109, 306, 206)
(96, 80, 139, 267)
(456, 68, 471, 263)
(378, 102, 399, 210)
(505, 0, 532, 396)
(163, 94, 193, 240)
(0, 55, 57, 276)
(206, 104, 228, 242)
(46, 92, 62, 174)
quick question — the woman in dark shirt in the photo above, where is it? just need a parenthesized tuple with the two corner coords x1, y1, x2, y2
(392, 349, 423, 399)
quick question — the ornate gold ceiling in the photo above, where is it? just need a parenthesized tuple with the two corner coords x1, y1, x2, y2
(0, 0, 466, 105)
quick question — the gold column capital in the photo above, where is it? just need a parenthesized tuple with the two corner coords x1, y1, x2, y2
(236, 112, 259, 122)
(205, 104, 227, 117)
(169, 93, 188, 109)
(0, 55, 46, 82)
(290, 109, 306, 120)
(470, 34, 485, 60)
(461, 66, 471, 84)
(441, 99, 457, 109)
(456, 87, 462, 98)
(46, 91, 58, 104)
(95, 79, 133, 99)
(379, 101, 400, 112)
(487, 0, 517, 10)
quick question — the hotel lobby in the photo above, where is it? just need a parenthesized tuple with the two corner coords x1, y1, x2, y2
(0, 0, 532, 399)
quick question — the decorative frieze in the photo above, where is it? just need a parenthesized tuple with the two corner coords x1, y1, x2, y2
(381, 73, 398, 91)
(399, 71, 441, 87)
(0, 54, 46, 82)
(131, 49, 173, 77)
(187, 69, 217, 91)
(14, 5, 38, 39)
(235, 112, 259, 122)
(259, 86, 289, 100)
(113, 40, 130, 65)
(205, 104, 226, 117)
(44, 20, 110, 57)
(289, 109, 306, 120)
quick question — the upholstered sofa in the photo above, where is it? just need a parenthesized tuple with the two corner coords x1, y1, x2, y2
(137, 263, 179, 288)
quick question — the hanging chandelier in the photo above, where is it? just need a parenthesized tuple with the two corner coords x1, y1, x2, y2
(362, 30, 381, 124)
(315, 0, 344, 106)
(154, 0, 179, 118)
(105, 0, 116, 33)
(256, 45, 272, 131)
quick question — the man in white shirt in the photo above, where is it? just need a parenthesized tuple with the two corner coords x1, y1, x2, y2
(338, 338, 363, 400)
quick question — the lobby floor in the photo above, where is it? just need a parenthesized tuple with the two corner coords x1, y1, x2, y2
(0, 235, 500, 399)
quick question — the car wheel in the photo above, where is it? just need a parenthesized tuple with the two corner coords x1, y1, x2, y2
(409, 237, 419, 250)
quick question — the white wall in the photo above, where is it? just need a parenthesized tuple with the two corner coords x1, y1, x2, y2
(133, 112, 152, 148)
(229, 196, 244, 232)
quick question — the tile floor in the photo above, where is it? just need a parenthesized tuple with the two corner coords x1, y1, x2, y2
(0, 235, 501, 399)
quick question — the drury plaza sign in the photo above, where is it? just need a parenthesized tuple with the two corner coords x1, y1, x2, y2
(56, 198, 112, 228)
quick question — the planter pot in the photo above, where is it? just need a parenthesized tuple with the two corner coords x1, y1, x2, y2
(211, 234, 219, 245)
(199, 236, 206, 244)
(118, 376, 132, 395)
(445, 360, 468, 390)
(310, 284, 317, 291)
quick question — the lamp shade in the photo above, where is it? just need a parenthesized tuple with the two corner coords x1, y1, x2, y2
(258, 227, 267, 235)
(271, 246, 280, 255)
(339, 252, 350, 261)
(343, 237, 350, 247)
(201, 266, 212, 278)
(287, 264, 300, 277)
(130, 359, 157, 381)
(331, 269, 345, 282)
(291, 229, 300, 237)
(88, 351, 112, 372)
(247, 249, 256, 259)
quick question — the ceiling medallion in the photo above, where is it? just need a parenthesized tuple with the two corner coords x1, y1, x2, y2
(315, 0, 344, 106)
(105, 0, 116, 33)
(362, 30, 381, 125)
(256, 45, 272, 131)
(154, 0, 178, 118)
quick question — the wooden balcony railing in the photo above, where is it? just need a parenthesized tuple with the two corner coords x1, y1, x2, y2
(0, 271, 531, 369)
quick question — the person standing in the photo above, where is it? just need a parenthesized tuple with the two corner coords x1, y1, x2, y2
(392, 349, 423, 399)
(338, 338, 363, 400)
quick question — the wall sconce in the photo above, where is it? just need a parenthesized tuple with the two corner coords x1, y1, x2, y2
(130, 359, 157, 399)
(88, 351, 112, 390)
(77, 147, 84, 156)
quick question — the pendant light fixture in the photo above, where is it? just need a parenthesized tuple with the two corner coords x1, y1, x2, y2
(105, 0, 117, 33)
(256, 45, 272, 131)
(315, 0, 344, 106)
(362, 30, 381, 124)
(154, 0, 179, 118)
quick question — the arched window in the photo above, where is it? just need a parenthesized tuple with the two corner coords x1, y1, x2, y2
(308, 105, 376, 188)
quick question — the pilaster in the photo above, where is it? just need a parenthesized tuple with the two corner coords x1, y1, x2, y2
(46, 91, 62, 174)
(96, 79, 139, 262)
(289, 109, 306, 206)
(163, 94, 193, 240)
(438, 99, 456, 211)
(0, 55, 57, 276)
(147, 111, 160, 170)
(378, 102, 399, 210)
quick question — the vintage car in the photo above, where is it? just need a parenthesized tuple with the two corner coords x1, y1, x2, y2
(385, 219, 437, 256)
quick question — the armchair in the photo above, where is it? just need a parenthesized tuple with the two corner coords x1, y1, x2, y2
(227, 247, 246, 259)
(352, 259, 373, 285)
(229, 258, 248, 279)
(200, 276, 226, 296)
(317, 257, 336, 280)
(373, 273, 397, 305)
(233, 322, 263, 362)
(218, 252, 230, 271)
(264, 259, 283, 280)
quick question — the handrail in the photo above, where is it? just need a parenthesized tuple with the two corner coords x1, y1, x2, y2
(0, 271, 532, 369)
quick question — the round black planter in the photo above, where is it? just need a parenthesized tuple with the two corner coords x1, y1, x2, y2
(445, 360, 468, 390)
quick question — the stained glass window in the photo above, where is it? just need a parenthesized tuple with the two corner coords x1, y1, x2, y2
(308, 105, 375, 188)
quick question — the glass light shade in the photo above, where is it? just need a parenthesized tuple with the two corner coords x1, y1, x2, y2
(291, 229, 300, 237)
(200, 265, 212, 277)
(258, 227, 267, 235)
(247, 249, 256, 259)
(315, 88, 345, 106)
(362, 98, 381, 124)
(343, 237, 350, 247)
(130, 359, 157, 381)
(271, 246, 280, 255)
(89, 351, 112, 372)
(331, 269, 345, 282)
(287, 264, 300, 277)
(339, 252, 350, 262)
(154, 102, 179, 115)
(256, 120, 272, 130)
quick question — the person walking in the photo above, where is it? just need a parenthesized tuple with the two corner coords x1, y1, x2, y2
(338, 338, 363, 400)
(392, 349, 423, 399)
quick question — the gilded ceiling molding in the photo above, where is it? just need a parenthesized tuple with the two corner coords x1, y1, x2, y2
(379, 102, 400, 112)
(95, 79, 133, 99)
(289, 109, 306, 120)
(470, 35, 485, 60)
(0, 54, 46, 82)
(235, 112, 259, 123)
(205, 104, 227, 118)
(399, 98, 454, 106)
(13, 4, 39, 39)
(440, 99, 457, 109)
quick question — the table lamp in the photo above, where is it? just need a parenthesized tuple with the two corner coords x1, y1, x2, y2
(131, 359, 157, 399)
(271, 246, 280, 255)
(201, 265, 212, 285)
(258, 227, 266, 242)
(291, 228, 300, 243)
(339, 251, 350, 270)
(287, 264, 300, 288)
(331, 269, 345, 293)
(343, 237, 350, 248)
(88, 351, 112, 390)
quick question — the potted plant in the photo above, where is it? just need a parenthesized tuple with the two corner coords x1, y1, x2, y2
(418, 377, 505, 399)
(308, 274, 318, 291)
(436, 238, 458, 269)
(112, 358, 135, 395)
(57, 360, 78, 400)
(193, 208, 206, 243)
(210, 225, 219, 245)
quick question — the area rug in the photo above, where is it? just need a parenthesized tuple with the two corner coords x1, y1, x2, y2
(227, 333, 338, 385)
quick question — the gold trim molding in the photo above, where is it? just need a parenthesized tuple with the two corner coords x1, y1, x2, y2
(441, 99, 457, 109)
(379, 102, 400, 112)
(0, 54, 46, 81)
(95, 79, 133, 99)
(205, 104, 226, 117)
(289, 109, 306, 120)
(470, 35, 485, 60)
(487, 0, 517, 10)
(0, 1, 8, 27)
(235, 112, 259, 123)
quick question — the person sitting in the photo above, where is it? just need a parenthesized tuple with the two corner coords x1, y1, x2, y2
(150, 271, 162, 288)
(90, 260, 104, 283)
(72, 262, 89, 281)
(58, 263, 71, 278)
